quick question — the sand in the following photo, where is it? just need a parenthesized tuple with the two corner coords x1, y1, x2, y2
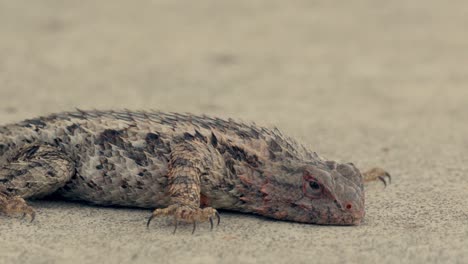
(0, 1, 466, 263)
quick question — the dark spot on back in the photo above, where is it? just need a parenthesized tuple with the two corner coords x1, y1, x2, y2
(69, 111, 88, 120)
(99, 157, 116, 171)
(225, 159, 236, 175)
(6, 187, 16, 193)
(66, 124, 80, 133)
(250, 128, 260, 139)
(221, 143, 262, 168)
(97, 129, 125, 148)
(210, 132, 218, 147)
(227, 145, 247, 161)
(234, 129, 250, 139)
(269, 140, 282, 152)
(194, 130, 207, 142)
(0, 144, 8, 156)
(198, 121, 210, 129)
(145, 132, 159, 141)
(145, 132, 170, 158)
(100, 129, 121, 139)
(113, 111, 134, 122)
(137, 169, 152, 177)
(23, 145, 40, 159)
(20, 118, 47, 129)
(22, 139, 32, 144)
(145, 133, 163, 151)
(135, 181, 144, 189)
(127, 150, 148, 166)
(183, 132, 194, 141)
(13, 169, 28, 177)
(121, 180, 129, 189)
(86, 181, 99, 189)
(212, 118, 228, 132)
(269, 150, 276, 160)
(54, 138, 66, 147)
(246, 154, 261, 168)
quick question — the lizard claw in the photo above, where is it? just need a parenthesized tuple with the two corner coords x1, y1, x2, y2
(146, 214, 155, 228)
(173, 218, 178, 234)
(215, 211, 220, 226)
(29, 211, 36, 223)
(21, 211, 36, 222)
(208, 211, 221, 231)
(192, 221, 197, 234)
(363, 167, 392, 188)
(146, 205, 220, 234)
(377, 172, 392, 187)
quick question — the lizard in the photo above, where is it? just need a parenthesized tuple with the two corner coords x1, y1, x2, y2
(0, 110, 390, 232)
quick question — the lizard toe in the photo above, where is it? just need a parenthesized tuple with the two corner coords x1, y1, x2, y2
(362, 167, 392, 187)
(146, 205, 219, 234)
(0, 196, 36, 222)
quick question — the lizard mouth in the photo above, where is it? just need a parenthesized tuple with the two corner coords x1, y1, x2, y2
(332, 213, 364, 225)
(325, 205, 364, 226)
(348, 214, 364, 225)
(344, 206, 365, 225)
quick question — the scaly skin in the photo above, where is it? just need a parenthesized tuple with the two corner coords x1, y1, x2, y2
(0, 110, 389, 229)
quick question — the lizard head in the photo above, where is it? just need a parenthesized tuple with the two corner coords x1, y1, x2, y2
(257, 161, 365, 225)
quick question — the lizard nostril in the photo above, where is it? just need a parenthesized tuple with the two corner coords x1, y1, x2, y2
(345, 203, 352, 210)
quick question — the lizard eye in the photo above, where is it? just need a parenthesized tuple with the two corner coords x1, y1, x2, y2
(303, 179, 323, 198)
(309, 181, 320, 190)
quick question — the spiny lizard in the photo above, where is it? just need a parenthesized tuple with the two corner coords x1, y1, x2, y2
(0, 110, 389, 232)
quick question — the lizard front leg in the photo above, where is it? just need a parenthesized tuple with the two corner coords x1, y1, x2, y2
(147, 138, 220, 233)
(0, 144, 75, 221)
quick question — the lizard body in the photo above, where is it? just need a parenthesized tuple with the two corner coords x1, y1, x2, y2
(0, 110, 388, 227)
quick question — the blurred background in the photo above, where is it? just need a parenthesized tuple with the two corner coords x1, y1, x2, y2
(0, 1, 467, 264)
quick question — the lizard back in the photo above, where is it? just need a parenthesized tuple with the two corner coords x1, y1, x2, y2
(0, 110, 317, 208)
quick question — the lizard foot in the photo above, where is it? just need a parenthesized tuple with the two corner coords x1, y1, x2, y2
(0, 195, 36, 222)
(146, 204, 220, 234)
(362, 167, 391, 187)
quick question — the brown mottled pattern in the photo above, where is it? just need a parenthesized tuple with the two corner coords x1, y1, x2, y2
(0, 110, 381, 225)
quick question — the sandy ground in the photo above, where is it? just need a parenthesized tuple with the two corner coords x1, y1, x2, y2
(0, 1, 467, 263)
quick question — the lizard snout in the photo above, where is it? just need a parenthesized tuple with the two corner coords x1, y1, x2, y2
(342, 199, 365, 225)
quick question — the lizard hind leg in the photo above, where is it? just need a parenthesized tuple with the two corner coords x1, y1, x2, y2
(0, 143, 75, 221)
(362, 167, 391, 187)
